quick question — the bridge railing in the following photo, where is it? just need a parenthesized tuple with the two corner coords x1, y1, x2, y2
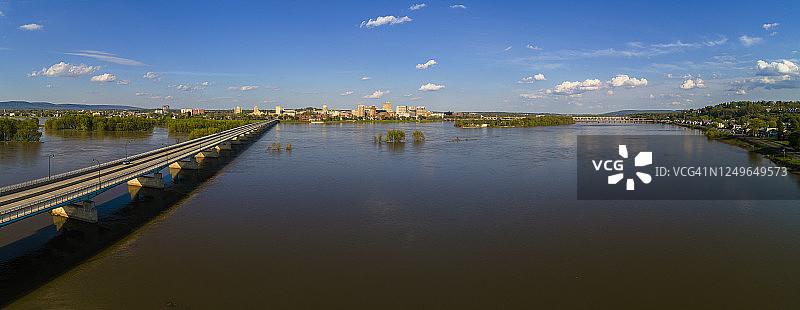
(0, 120, 275, 225)
(0, 120, 269, 196)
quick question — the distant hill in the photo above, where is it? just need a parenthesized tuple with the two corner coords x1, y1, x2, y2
(0, 101, 142, 111)
(602, 110, 677, 116)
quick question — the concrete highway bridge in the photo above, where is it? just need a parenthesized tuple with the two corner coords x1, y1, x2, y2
(572, 116, 654, 123)
(0, 120, 278, 227)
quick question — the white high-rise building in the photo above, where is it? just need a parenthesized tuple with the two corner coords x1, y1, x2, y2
(234, 106, 242, 114)
(275, 105, 282, 115)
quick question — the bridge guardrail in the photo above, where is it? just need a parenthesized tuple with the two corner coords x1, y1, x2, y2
(0, 120, 271, 196)
(1, 120, 275, 224)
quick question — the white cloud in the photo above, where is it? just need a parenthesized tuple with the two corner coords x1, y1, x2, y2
(18, 23, 43, 31)
(340, 91, 354, 96)
(28, 62, 99, 77)
(410, 97, 422, 101)
(410, 3, 426, 10)
(763, 23, 779, 30)
(526, 44, 542, 50)
(739, 35, 763, 47)
(651, 40, 698, 48)
(543, 74, 648, 96)
(135, 92, 149, 96)
(517, 74, 546, 84)
(519, 93, 542, 100)
(609, 74, 647, 88)
(704, 37, 728, 46)
(450, 4, 467, 9)
(117, 80, 130, 85)
(170, 84, 199, 91)
(649, 94, 655, 99)
(65, 51, 145, 66)
(363, 90, 389, 98)
(548, 79, 603, 95)
(730, 60, 800, 91)
(735, 89, 747, 95)
(201, 81, 210, 86)
(607, 90, 614, 95)
(756, 59, 799, 76)
(419, 83, 445, 91)
(504, 46, 512, 51)
(680, 78, 706, 89)
(90, 73, 117, 82)
(0, 10, 4, 17)
(361, 76, 371, 80)
(46, 84, 53, 88)
(416, 59, 437, 70)
(227, 85, 259, 91)
(143, 72, 161, 81)
(360, 16, 412, 28)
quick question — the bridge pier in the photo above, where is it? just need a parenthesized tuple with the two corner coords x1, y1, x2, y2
(195, 149, 220, 158)
(126, 172, 165, 189)
(50, 200, 98, 223)
(214, 142, 232, 152)
(169, 157, 200, 170)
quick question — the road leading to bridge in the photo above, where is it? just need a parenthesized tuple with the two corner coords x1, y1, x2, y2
(0, 120, 277, 227)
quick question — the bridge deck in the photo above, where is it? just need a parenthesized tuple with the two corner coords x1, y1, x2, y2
(0, 120, 277, 227)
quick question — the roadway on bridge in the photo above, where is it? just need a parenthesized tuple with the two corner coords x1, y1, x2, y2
(0, 120, 274, 226)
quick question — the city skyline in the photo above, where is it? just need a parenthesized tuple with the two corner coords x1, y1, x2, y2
(0, 1, 798, 113)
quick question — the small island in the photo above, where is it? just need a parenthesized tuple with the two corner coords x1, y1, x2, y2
(454, 115, 575, 128)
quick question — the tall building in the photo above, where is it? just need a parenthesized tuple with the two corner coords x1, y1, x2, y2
(383, 102, 392, 112)
(416, 106, 427, 117)
(396, 105, 408, 117)
(162, 105, 170, 114)
(234, 106, 242, 114)
(368, 106, 377, 118)
(252, 105, 262, 116)
(323, 104, 328, 114)
(357, 105, 365, 117)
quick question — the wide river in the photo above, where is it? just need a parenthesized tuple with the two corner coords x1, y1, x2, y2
(2, 122, 800, 308)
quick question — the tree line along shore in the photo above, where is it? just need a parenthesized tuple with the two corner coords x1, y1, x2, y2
(631, 101, 800, 171)
(1, 114, 261, 142)
(454, 115, 576, 128)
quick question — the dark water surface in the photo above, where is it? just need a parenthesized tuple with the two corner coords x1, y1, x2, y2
(4, 122, 800, 309)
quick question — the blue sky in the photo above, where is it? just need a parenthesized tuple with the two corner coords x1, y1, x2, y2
(0, 0, 798, 113)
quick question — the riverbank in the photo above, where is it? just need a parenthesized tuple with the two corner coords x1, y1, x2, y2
(673, 123, 800, 172)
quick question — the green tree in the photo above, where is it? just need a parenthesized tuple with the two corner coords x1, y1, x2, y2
(386, 129, 405, 142)
(412, 130, 425, 142)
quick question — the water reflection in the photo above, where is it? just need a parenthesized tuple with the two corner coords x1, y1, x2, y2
(0, 142, 42, 166)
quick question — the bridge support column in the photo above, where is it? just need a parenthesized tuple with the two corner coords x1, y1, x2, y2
(169, 157, 200, 169)
(126, 172, 165, 189)
(195, 149, 220, 158)
(214, 142, 232, 152)
(50, 200, 98, 223)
